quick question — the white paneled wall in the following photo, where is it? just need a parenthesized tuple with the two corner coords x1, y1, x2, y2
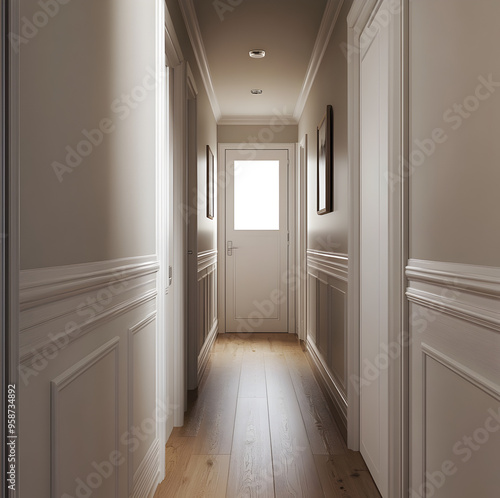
(197, 250, 218, 384)
(306, 250, 348, 437)
(19, 256, 161, 498)
(407, 259, 500, 497)
(51, 338, 121, 498)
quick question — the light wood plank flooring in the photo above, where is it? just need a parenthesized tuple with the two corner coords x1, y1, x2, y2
(154, 334, 381, 498)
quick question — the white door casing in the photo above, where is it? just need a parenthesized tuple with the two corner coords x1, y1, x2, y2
(186, 68, 198, 391)
(359, 10, 390, 496)
(297, 136, 308, 342)
(224, 148, 290, 334)
(348, 0, 406, 496)
(172, 61, 188, 422)
(156, 0, 170, 482)
(163, 0, 184, 432)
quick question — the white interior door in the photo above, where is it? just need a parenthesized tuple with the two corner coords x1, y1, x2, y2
(359, 7, 390, 497)
(225, 149, 289, 333)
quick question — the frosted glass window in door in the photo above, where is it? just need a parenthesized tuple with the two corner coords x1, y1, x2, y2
(234, 160, 280, 230)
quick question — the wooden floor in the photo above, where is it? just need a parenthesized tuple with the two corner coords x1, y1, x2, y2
(154, 334, 382, 498)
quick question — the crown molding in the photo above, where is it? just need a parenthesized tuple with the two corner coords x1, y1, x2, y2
(293, 0, 345, 122)
(179, 0, 222, 121)
(165, 4, 183, 67)
(186, 61, 198, 96)
(218, 115, 298, 126)
(179, 0, 345, 125)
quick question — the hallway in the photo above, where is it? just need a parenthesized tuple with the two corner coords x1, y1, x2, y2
(154, 334, 381, 497)
(5, 0, 500, 496)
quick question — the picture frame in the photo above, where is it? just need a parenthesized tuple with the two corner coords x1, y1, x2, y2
(317, 105, 334, 215)
(206, 145, 214, 220)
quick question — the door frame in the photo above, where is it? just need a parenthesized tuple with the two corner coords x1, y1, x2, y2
(347, 0, 409, 496)
(218, 143, 296, 336)
(156, 0, 187, 480)
(155, 0, 168, 482)
(163, 7, 185, 428)
(185, 68, 198, 391)
(172, 61, 198, 424)
(296, 135, 308, 342)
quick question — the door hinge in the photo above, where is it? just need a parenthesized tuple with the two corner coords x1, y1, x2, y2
(287, 232, 290, 244)
(227, 240, 239, 256)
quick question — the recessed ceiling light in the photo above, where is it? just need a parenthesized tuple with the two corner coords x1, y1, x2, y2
(249, 49, 266, 59)
(251, 89, 263, 95)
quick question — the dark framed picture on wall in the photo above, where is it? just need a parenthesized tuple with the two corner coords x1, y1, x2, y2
(206, 145, 214, 220)
(317, 105, 334, 215)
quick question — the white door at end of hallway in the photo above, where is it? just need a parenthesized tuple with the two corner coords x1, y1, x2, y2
(225, 149, 289, 333)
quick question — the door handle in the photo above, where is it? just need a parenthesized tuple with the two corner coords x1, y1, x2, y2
(227, 241, 239, 256)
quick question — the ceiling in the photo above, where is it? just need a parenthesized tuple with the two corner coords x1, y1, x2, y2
(180, 0, 341, 124)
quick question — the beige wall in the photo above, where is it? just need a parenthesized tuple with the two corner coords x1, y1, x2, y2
(197, 89, 218, 253)
(20, 0, 158, 269)
(297, 0, 352, 433)
(298, 0, 351, 255)
(18, 3, 165, 495)
(410, 0, 500, 267)
(166, 0, 218, 254)
(218, 124, 298, 144)
(409, 4, 500, 494)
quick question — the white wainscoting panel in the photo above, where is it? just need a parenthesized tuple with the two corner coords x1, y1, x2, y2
(197, 250, 218, 384)
(19, 255, 159, 366)
(306, 250, 348, 435)
(423, 354, 500, 497)
(19, 257, 160, 498)
(51, 337, 120, 498)
(407, 259, 500, 497)
(128, 312, 158, 496)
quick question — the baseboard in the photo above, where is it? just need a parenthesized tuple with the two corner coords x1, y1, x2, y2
(305, 337, 348, 442)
